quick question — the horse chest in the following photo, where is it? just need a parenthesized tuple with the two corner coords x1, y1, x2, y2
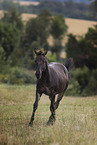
(40, 85, 51, 95)
(37, 82, 54, 96)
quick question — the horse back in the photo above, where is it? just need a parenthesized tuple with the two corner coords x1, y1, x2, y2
(48, 63, 69, 93)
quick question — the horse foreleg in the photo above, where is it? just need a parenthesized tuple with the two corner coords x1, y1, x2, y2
(29, 91, 41, 126)
(54, 92, 64, 110)
(47, 96, 55, 125)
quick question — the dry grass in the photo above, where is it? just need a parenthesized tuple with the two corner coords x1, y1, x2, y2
(22, 13, 37, 22)
(66, 18, 97, 35)
(13, 1, 39, 6)
(0, 84, 97, 145)
(0, 10, 4, 18)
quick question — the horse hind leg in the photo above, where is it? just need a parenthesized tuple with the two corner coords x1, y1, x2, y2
(54, 91, 64, 110)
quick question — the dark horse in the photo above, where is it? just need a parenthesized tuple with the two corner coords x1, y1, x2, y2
(29, 49, 73, 126)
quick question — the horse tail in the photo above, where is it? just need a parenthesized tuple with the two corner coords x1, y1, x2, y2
(65, 57, 74, 72)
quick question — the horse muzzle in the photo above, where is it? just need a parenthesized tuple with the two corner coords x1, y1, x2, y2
(35, 71, 42, 80)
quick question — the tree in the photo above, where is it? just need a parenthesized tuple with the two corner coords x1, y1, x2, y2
(50, 15, 68, 39)
(20, 9, 51, 67)
(66, 25, 97, 69)
(36, 9, 51, 48)
(22, 9, 51, 49)
(1, 7, 23, 31)
(0, 8, 23, 61)
(50, 15, 68, 60)
(0, 22, 19, 60)
(84, 25, 97, 69)
(66, 34, 80, 67)
(24, 18, 39, 46)
(90, 0, 97, 18)
(90, 0, 97, 12)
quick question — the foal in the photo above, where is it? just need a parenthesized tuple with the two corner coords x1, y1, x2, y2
(29, 49, 73, 126)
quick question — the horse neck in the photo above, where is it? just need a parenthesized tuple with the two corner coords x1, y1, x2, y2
(42, 62, 49, 82)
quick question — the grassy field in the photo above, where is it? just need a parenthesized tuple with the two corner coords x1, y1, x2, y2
(0, 84, 97, 145)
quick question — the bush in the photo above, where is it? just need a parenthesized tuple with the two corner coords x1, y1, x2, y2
(66, 66, 97, 96)
(47, 52, 57, 62)
(0, 67, 36, 85)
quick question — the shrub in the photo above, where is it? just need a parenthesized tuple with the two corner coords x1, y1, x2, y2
(66, 66, 97, 96)
(0, 67, 36, 85)
(47, 52, 57, 62)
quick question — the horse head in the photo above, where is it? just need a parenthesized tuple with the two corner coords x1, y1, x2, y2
(34, 48, 48, 80)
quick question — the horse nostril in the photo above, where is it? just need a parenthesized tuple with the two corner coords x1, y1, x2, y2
(35, 71, 40, 78)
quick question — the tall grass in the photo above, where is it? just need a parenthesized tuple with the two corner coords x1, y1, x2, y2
(0, 84, 97, 145)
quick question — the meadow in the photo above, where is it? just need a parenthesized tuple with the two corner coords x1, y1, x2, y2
(0, 84, 97, 145)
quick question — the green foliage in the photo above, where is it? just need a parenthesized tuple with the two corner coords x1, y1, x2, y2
(47, 52, 57, 62)
(23, 9, 51, 49)
(50, 15, 68, 39)
(66, 34, 79, 66)
(37, 9, 51, 48)
(1, 7, 23, 31)
(66, 67, 97, 96)
(50, 39, 63, 60)
(0, 67, 36, 85)
(90, 0, 97, 13)
(24, 18, 39, 45)
(50, 15, 67, 59)
(0, 8, 23, 61)
(66, 25, 97, 69)
(84, 25, 97, 69)
(20, 9, 52, 65)
(0, 22, 19, 60)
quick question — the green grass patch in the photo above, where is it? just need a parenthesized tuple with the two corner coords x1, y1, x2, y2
(0, 84, 97, 145)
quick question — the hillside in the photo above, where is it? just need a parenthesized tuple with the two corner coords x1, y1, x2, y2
(13, 0, 39, 6)
(0, 0, 96, 20)
(14, 0, 90, 4)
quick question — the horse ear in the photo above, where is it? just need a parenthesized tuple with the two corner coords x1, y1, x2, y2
(44, 50, 48, 56)
(34, 48, 38, 55)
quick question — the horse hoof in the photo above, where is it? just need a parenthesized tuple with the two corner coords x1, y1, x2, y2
(28, 122, 33, 127)
(46, 121, 53, 126)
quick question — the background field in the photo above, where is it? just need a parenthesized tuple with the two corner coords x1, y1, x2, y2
(0, 10, 96, 36)
(0, 84, 97, 145)
(13, 1, 39, 6)
(21, 13, 97, 36)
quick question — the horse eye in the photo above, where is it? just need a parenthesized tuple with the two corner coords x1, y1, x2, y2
(35, 60, 37, 65)
(43, 60, 45, 63)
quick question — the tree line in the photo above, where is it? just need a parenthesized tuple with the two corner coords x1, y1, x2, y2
(0, 0, 97, 21)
